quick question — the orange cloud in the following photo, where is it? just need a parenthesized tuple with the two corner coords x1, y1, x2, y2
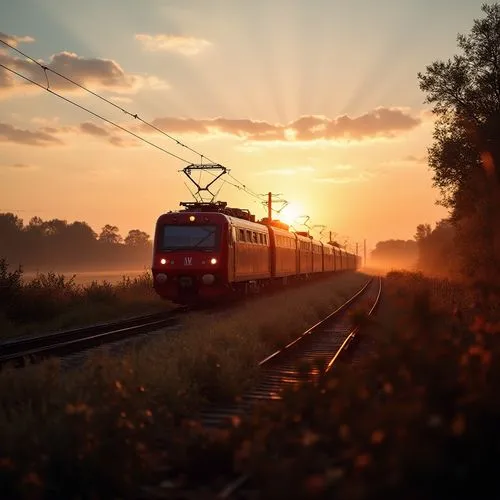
(143, 108, 421, 143)
(0, 121, 141, 148)
(2, 162, 37, 170)
(0, 123, 63, 146)
(135, 34, 211, 55)
(0, 48, 167, 98)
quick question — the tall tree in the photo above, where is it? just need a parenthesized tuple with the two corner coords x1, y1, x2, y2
(99, 225, 122, 245)
(417, 3, 500, 285)
(124, 229, 150, 247)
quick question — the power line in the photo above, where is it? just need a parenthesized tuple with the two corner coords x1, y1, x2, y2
(1, 39, 350, 244)
(0, 38, 263, 202)
(0, 63, 192, 163)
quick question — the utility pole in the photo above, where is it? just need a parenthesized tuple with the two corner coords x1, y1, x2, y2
(364, 239, 367, 267)
(356, 242, 359, 256)
(268, 191, 272, 221)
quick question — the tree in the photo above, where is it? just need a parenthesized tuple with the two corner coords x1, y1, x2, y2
(415, 220, 457, 277)
(414, 224, 432, 242)
(124, 229, 150, 247)
(370, 239, 418, 270)
(99, 225, 122, 245)
(417, 3, 500, 285)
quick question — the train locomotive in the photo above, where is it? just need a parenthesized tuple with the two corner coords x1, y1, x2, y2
(152, 201, 360, 304)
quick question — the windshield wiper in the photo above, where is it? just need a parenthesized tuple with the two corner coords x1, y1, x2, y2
(191, 228, 216, 249)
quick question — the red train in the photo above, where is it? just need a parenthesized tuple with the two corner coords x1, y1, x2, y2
(152, 202, 361, 304)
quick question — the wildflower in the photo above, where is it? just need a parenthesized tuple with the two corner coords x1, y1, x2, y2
(355, 454, 371, 468)
(371, 430, 385, 444)
(302, 430, 320, 446)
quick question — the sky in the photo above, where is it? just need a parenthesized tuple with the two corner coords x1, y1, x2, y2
(0, 0, 494, 252)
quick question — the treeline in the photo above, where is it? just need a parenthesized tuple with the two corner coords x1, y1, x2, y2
(371, 219, 456, 277)
(0, 213, 153, 271)
(370, 239, 417, 270)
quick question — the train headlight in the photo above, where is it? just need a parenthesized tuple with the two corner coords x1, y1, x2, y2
(189, 215, 195, 222)
(156, 273, 168, 284)
(202, 274, 215, 285)
(210, 258, 217, 265)
(160, 258, 167, 265)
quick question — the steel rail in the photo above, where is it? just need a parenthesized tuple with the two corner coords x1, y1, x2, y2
(215, 276, 382, 498)
(0, 309, 183, 367)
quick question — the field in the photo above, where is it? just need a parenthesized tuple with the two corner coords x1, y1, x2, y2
(0, 263, 167, 339)
(3, 269, 499, 498)
(0, 271, 368, 498)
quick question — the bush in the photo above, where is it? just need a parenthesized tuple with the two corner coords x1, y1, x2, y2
(83, 281, 117, 304)
(0, 258, 22, 308)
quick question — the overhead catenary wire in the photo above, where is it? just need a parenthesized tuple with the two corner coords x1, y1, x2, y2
(0, 39, 336, 240)
(0, 38, 263, 202)
(0, 64, 192, 163)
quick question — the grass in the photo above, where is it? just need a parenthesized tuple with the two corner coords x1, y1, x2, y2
(0, 271, 369, 499)
(177, 270, 500, 499)
(0, 259, 169, 339)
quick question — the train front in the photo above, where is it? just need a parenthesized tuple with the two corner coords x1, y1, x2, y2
(152, 211, 229, 304)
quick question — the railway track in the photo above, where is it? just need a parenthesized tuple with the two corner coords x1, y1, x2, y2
(0, 309, 183, 368)
(143, 276, 382, 498)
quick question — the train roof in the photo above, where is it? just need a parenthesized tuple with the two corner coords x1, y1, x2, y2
(159, 204, 357, 255)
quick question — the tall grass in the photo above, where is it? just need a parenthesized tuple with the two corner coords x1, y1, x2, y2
(0, 272, 368, 498)
(0, 259, 167, 339)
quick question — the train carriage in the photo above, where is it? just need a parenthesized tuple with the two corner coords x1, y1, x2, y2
(230, 217, 271, 282)
(311, 240, 323, 273)
(334, 246, 342, 270)
(296, 233, 313, 275)
(323, 244, 335, 272)
(268, 225, 297, 278)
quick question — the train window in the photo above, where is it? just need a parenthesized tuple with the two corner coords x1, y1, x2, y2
(252, 232, 258, 244)
(239, 229, 245, 241)
(264, 234, 268, 245)
(259, 233, 263, 244)
(246, 230, 252, 242)
(161, 224, 218, 249)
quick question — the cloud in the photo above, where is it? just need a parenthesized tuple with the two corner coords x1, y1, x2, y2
(2, 162, 37, 170)
(0, 32, 35, 47)
(135, 34, 211, 55)
(80, 122, 110, 137)
(0, 123, 63, 146)
(0, 49, 168, 98)
(143, 108, 421, 143)
(0, 120, 141, 148)
(402, 154, 428, 164)
(380, 155, 428, 170)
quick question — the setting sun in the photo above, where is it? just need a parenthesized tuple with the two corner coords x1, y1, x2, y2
(278, 203, 304, 227)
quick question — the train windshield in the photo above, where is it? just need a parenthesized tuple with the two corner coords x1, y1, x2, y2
(161, 225, 218, 250)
